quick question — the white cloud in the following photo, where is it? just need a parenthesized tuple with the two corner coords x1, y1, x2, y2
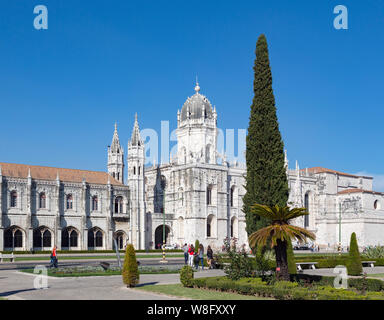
(354, 171, 384, 192)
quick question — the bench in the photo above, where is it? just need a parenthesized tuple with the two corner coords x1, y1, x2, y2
(0, 253, 15, 263)
(296, 262, 318, 271)
(362, 261, 376, 268)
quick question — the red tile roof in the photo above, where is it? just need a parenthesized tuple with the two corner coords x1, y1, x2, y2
(301, 167, 372, 179)
(0, 162, 123, 186)
(338, 188, 384, 195)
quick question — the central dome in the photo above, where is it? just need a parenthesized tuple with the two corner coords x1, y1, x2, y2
(180, 83, 213, 121)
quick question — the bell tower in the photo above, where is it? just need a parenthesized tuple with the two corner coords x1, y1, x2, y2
(127, 114, 147, 249)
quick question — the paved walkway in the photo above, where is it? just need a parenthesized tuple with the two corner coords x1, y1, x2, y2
(0, 268, 225, 300)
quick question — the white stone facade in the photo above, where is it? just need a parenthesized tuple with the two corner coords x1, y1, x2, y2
(2, 82, 384, 252)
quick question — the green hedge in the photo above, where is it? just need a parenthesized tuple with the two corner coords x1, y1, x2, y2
(1, 249, 183, 254)
(188, 276, 384, 300)
(291, 273, 384, 292)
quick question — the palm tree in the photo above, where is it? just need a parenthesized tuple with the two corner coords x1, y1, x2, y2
(248, 204, 316, 281)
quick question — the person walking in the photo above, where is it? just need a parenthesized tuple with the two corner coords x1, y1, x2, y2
(198, 244, 204, 271)
(50, 245, 58, 268)
(188, 244, 194, 267)
(183, 243, 189, 265)
(207, 245, 213, 269)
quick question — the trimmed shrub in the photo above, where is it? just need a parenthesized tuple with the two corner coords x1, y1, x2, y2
(287, 240, 296, 275)
(180, 265, 194, 287)
(122, 244, 139, 287)
(347, 232, 363, 276)
(195, 240, 200, 252)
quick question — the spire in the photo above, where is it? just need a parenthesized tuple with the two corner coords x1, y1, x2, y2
(110, 122, 122, 153)
(27, 168, 31, 178)
(130, 113, 143, 146)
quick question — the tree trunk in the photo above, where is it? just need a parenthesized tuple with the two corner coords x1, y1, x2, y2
(274, 239, 289, 281)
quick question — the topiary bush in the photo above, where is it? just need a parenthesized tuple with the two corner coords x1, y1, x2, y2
(195, 240, 200, 252)
(180, 265, 194, 287)
(347, 232, 363, 276)
(122, 244, 140, 287)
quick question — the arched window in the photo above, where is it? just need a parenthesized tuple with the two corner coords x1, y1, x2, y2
(39, 193, 46, 209)
(117, 172, 120, 181)
(206, 185, 212, 205)
(66, 194, 73, 210)
(4, 227, 23, 248)
(304, 193, 309, 228)
(112, 172, 115, 178)
(14, 229, 23, 247)
(138, 166, 141, 175)
(70, 230, 78, 247)
(374, 200, 381, 210)
(206, 214, 216, 238)
(62, 227, 79, 248)
(133, 166, 136, 175)
(114, 231, 126, 250)
(92, 196, 98, 211)
(88, 228, 103, 248)
(114, 196, 123, 214)
(10, 191, 17, 207)
(33, 227, 51, 248)
(43, 230, 51, 247)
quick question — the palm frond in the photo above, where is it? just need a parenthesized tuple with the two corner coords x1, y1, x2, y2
(250, 204, 310, 222)
(249, 224, 316, 249)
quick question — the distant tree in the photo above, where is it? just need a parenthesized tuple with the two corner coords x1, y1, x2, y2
(122, 244, 139, 287)
(243, 34, 289, 239)
(347, 232, 362, 276)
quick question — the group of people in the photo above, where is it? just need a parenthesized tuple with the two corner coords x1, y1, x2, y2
(182, 243, 214, 270)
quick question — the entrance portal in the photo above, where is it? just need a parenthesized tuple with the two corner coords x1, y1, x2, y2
(154, 225, 170, 249)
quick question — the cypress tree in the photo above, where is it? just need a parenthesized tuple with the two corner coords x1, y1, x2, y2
(347, 232, 362, 276)
(122, 244, 140, 287)
(243, 34, 289, 237)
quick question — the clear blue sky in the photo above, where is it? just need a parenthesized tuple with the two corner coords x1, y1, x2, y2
(1, 0, 384, 189)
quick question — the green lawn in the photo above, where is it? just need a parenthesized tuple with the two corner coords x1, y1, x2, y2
(12, 254, 183, 262)
(135, 283, 273, 300)
(20, 268, 181, 277)
(367, 274, 384, 278)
